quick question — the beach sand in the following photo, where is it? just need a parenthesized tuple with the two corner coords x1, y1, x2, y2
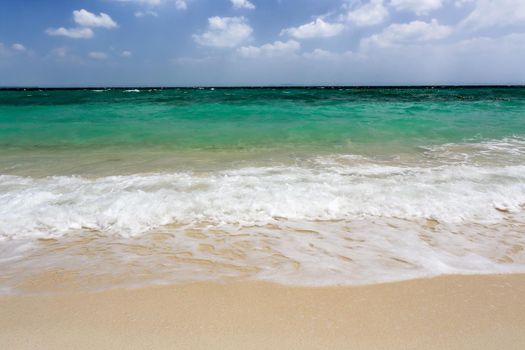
(1, 274, 524, 350)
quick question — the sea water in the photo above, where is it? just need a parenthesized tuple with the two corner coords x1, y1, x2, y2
(0, 87, 524, 293)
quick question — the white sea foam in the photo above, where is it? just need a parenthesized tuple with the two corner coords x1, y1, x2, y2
(420, 137, 525, 166)
(0, 162, 524, 238)
(0, 139, 525, 291)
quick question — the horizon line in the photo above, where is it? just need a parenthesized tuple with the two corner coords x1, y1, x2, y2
(1, 84, 525, 90)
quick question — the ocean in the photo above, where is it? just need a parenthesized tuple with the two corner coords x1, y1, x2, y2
(1, 87, 524, 293)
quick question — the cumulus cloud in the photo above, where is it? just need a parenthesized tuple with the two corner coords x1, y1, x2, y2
(390, 0, 443, 15)
(46, 9, 116, 40)
(122, 50, 133, 57)
(231, 0, 255, 10)
(46, 27, 94, 39)
(304, 49, 341, 60)
(73, 9, 117, 28)
(237, 40, 300, 58)
(175, 0, 188, 10)
(345, 0, 388, 26)
(88, 51, 108, 60)
(459, 0, 525, 30)
(11, 43, 26, 52)
(193, 16, 253, 47)
(362, 19, 452, 48)
(302, 49, 361, 64)
(281, 18, 345, 39)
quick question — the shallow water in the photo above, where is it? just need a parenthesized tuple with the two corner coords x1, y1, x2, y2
(1, 87, 524, 293)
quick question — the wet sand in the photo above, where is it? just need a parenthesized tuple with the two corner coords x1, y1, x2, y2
(1, 274, 524, 350)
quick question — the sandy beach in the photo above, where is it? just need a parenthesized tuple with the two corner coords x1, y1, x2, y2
(1, 273, 524, 350)
(2, 88, 525, 349)
(3, 0, 525, 348)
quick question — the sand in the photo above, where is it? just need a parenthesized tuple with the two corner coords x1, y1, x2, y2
(1, 274, 524, 350)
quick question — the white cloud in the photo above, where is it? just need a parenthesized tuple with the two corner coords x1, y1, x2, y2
(452, 32, 525, 53)
(231, 0, 255, 10)
(303, 49, 339, 60)
(303, 49, 357, 61)
(345, 0, 388, 26)
(12, 43, 26, 52)
(454, 0, 475, 7)
(362, 19, 452, 48)
(281, 18, 345, 39)
(89, 51, 108, 60)
(390, 0, 443, 15)
(122, 50, 132, 57)
(135, 10, 159, 17)
(193, 16, 253, 48)
(113, 0, 162, 5)
(73, 9, 117, 29)
(46, 9, 116, 40)
(460, 0, 525, 30)
(175, 0, 188, 10)
(46, 27, 94, 39)
(113, 0, 187, 10)
(51, 47, 69, 57)
(237, 40, 300, 58)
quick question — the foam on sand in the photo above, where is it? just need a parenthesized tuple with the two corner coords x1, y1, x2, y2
(1, 140, 524, 292)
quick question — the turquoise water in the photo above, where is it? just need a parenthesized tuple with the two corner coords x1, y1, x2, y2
(1, 88, 524, 168)
(1, 87, 525, 291)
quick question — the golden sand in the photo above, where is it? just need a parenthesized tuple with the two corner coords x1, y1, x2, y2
(1, 274, 524, 350)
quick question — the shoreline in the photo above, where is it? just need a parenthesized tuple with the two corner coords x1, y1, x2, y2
(1, 273, 524, 349)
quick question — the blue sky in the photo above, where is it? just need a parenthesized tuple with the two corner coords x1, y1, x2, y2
(1, 0, 525, 86)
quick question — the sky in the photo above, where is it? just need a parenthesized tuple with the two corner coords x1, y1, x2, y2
(1, 0, 525, 86)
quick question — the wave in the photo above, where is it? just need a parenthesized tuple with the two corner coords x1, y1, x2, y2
(419, 137, 525, 165)
(1, 141, 525, 291)
(0, 161, 524, 239)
